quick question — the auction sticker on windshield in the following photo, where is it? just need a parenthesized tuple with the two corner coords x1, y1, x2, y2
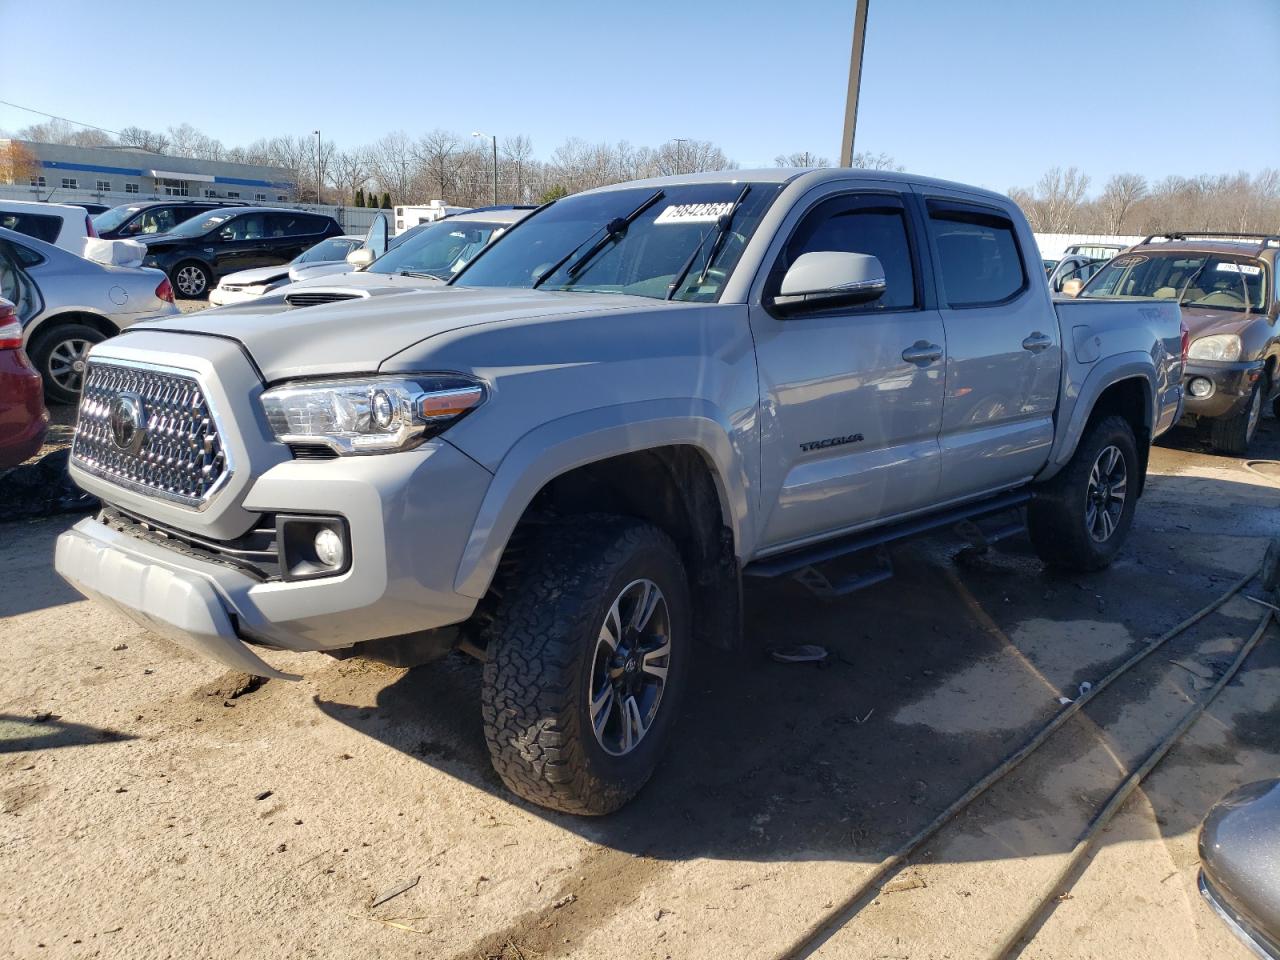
(1217, 262, 1261, 275)
(654, 202, 734, 225)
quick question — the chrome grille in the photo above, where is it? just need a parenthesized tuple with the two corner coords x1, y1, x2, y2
(72, 361, 229, 508)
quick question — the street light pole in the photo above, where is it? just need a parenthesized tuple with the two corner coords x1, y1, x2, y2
(472, 132, 498, 205)
(673, 138, 688, 175)
(840, 0, 871, 167)
(312, 129, 321, 203)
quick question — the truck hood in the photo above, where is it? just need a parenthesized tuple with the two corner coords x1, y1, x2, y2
(283, 269, 444, 292)
(130, 288, 674, 382)
(1180, 305, 1265, 341)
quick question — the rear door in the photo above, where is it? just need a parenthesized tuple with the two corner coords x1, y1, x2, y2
(920, 195, 1060, 501)
(749, 184, 946, 550)
(267, 213, 330, 263)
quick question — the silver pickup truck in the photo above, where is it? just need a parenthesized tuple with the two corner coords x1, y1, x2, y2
(56, 169, 1184, 814)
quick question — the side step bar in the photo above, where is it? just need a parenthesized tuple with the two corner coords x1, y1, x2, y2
(744, 490, 1032, 592)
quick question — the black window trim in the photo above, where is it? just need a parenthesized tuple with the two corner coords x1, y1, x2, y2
(762, 188, 927, 320)
(924, 196, 1030, 310)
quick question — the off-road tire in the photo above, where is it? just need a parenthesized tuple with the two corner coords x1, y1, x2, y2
(28, 322, 107, 404)
(480, 515, 690, 815)
(1210, 381, 1262, 456)
(1028, 415, 1139, 572)
(171, 261, 211, 299)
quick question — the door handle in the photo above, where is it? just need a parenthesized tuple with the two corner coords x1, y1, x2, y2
(1022, 332, 1053, 353)
(901, 341, 943, 365)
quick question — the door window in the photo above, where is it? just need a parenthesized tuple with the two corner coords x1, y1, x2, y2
(927, 201, 1027, 307)
(0, 240, 41, 322)
(218, 215, 266, 241)
(0, 212, 62, 244)
(776, 194, 918, 311)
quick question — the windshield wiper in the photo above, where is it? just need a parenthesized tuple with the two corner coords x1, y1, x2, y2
(400, 269, 447, 280)
(666, 185, 750, 300)
(532, 189, 665, 289)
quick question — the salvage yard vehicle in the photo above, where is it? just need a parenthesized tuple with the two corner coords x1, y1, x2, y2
(208, 234, 366, 306)
(0, 198, 97, 254)
(1075, 232, 1280, 454)
(93, 199, 250, 240)
(55, 168, 1184, 814)
(0, 226, 178, 404)
(0, 297, 47, 468)
(134, 207, 345, 299)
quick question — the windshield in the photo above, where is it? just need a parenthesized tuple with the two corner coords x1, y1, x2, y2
(93, 204, 144, 233)
(367, 219, 509, 279)
(165, 212, 235, 238)
(295, 237, 357, 264)
(453, 183, 781, 301)
(1081, 250, 1268, 313)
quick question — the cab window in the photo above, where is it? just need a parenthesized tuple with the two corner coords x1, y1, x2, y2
(927, 201, 1027, 307)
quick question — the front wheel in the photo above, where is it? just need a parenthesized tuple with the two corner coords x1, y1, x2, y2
(480, 516, 690, 815)
(1210, 381, 1262, 456)
(1028, 415, 1139, 572)
(29, 323, 107, 404)
(171, 261, 211, 299)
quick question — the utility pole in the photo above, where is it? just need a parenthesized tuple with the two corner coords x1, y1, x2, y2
(840, 0, 870, 167)
(673, 138, 688, 175)
(312, 129, 321, 203)
(472, 131, 499, 205)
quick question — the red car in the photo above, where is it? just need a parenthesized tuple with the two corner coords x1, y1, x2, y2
(0, 297, 48, 468)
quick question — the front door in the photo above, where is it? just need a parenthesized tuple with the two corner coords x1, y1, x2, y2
(750, 189, 946, 551)
(214, 213, 272, 274)
(921, 196, 1061, 501)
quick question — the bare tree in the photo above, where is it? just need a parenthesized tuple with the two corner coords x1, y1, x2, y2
(502, 134, 534, 203)
(414, 129, 462, 201)
(775, 151, 832, 167)
(368, 131, 415, 201)
(118, 125, 171, 154)
(15, 119, 114, 147)
(1098, 173, 1147, 233)
(329, 148, 371, 204)
(850, 151, 903, 171)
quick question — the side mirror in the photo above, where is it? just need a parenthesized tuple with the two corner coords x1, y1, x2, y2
(773, 252, 886, 315)
(1061, 279, 1084, 298)
(346, 247, 375, 269)
(363, 211, 389, 261)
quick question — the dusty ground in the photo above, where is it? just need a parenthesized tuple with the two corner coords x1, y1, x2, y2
(1, 397, 1277, 959)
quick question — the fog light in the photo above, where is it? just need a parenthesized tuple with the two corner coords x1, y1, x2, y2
(314, 528, 344, 567)
(1189, 377, 1214, 398)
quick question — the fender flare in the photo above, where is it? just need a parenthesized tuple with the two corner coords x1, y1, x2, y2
(1037, 352, 1156, 484)
(452, 398, 750, 600)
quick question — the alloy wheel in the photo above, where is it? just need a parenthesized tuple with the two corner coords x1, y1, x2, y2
(46, 337, 93, 393)
(175, 265, 207, 296)
(588, 578, 672, 757)
(1085, 444, 1127, 542)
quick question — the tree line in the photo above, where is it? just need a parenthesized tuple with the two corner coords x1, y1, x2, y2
(1010, 166, 1280, 236)
(6, 119, 1278, 234)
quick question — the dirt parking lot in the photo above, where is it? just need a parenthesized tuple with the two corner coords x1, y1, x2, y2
(2, 404, 1278, 960)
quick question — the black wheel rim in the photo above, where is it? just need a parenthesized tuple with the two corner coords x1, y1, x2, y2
(1085, 444, 1127, 543)
(588, 578, 671, 757)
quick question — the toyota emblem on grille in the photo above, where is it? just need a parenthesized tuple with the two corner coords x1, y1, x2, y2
(109, 392, 147, 454)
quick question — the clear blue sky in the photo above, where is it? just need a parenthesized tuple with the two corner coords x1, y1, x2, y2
(2, 0, 1277, 194)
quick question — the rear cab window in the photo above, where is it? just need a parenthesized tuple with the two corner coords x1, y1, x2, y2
(0, 212, 62, 245)
(926, 200, 1027, 307)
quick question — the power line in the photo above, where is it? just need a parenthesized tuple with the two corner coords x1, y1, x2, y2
(0, 99, 124, 138)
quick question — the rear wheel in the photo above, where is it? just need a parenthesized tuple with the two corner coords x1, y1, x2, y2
(1210, 381, 1262, 456)
(1028, 415, 1139, 572)
(171, 261, 211, 299)
(480, 516, 689, 815)
(29, 323, 107, 404)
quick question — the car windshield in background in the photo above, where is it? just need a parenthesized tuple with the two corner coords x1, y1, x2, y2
(296, 237, 357, 263)
(166, 213, 233, 238)
(453, 183, 782, 301)
(1082, 251, 1267, 312)
(92, 204, 144, 233)
(367, 220, 507, 279)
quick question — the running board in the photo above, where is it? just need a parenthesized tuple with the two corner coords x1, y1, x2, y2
(744, 490, 1032, 582)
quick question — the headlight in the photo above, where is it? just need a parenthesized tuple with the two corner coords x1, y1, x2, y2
(1187, 334, 1242, 362)
(260, 375, 485, 455)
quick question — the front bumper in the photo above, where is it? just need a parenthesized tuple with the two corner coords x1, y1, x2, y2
(56, 440, 493, 677)
(1182, 359, 1264, 420)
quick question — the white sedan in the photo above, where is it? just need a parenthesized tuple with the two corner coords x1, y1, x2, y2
(208, 235, 365, 306)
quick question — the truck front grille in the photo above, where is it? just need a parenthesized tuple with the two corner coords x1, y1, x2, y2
(71, 360, 230, 508)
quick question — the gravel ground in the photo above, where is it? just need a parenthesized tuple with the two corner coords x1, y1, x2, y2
(2, 388, 1278, 959)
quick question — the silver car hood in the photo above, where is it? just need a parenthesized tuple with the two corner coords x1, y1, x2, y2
(133, 288, 672, 382)
(287, 261, 351, 283)
(282, 269, 444, 292)
(217, 264, 290, 287)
